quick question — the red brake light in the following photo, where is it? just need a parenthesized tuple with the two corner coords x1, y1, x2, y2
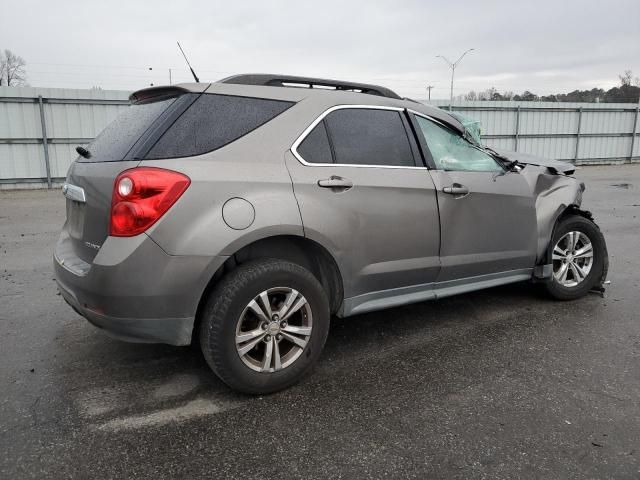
(110, 167, 190, 237)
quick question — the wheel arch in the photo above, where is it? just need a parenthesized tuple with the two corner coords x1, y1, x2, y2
(540, 205, 609, 294)
(193, 234, 344, 342)
(537, 204, 595, 272)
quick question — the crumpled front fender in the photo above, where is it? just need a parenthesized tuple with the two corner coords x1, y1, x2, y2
(520, 167, 585, 264)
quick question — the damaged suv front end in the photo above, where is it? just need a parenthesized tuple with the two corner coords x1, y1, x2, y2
(483, 146, 607, 288)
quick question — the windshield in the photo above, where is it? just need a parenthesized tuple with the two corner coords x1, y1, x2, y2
(448, 111, 483, 146)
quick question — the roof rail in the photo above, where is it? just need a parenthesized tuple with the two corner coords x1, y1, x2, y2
(219, 74, 402, 100)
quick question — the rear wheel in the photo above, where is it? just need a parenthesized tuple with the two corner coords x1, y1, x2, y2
(199, 259, 330, 394)
(545, 214, 608, 300)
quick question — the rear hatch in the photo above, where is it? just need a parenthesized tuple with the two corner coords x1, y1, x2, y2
(62, 84, 296, 264)
(63, 88, 197, 263)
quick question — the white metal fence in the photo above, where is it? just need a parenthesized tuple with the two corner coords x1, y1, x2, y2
(0, 87, 638, 188)
(0, 86, 129, 188)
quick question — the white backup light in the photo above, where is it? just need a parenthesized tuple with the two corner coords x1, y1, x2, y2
(118, 177, 133, 197)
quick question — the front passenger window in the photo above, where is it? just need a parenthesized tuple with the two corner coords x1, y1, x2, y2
(416, 116, 502, 172)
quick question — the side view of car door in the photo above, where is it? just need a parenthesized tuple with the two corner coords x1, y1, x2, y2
(285, 106, 441, 316)
(411, 113, 538, 292)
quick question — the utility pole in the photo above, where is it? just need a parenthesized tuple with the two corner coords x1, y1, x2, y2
(426, 85, 434, 101)
(169, 68, 172, 85)
(436, 48, 475, 110)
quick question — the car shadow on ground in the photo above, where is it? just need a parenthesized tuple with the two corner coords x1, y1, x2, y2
(58, 281, 556, 398)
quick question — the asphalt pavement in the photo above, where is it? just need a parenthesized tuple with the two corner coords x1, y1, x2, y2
(1, 165, 639, 479)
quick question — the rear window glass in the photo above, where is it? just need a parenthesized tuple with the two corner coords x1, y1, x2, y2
(324, 109, 414, 167)
(82, 97, 176, 162)
(297, 121, 333, 164)
(145, 94, 294, 159)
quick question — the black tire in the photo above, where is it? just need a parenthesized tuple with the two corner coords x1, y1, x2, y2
(544, 214, 608, 300)
(199, 258, 330, 394)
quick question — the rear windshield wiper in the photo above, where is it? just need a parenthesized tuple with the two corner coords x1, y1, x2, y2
(75, 146, 92, 159)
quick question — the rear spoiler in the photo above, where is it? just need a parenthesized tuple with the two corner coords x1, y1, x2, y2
(129, 84, 209, 104)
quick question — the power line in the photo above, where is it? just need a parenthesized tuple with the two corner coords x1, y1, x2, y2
(25, 64, 623, 90)
(23, 63, 634, 99)
(426, 85, 434, 100)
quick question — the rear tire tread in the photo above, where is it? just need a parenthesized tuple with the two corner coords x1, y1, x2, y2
(199, 258, 329, 394)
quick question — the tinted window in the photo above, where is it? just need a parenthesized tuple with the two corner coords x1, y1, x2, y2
(82, 97, 176, 162)
(324, 109, 414, 167)
(416, 116, 502, 172)
(146, 94, 293, 159)
(297, 121, 333, 164)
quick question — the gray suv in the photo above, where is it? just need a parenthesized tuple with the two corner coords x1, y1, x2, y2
(54, 74, 608, 394)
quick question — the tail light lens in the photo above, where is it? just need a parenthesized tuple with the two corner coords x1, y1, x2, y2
(110, 167, 190, 237)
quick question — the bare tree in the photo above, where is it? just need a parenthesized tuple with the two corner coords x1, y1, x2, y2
(465, 90, 478, 101)
(619, 70, 633, 86)
(1, 50, 27, 86)
(0, 55, 6, 86)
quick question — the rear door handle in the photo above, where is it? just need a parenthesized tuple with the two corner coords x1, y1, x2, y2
(318, 176, 353, 191)
(443, 183, 469, 196)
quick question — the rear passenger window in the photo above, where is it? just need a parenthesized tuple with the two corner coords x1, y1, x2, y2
(324, 109, 414, 167)
(297, 121, 333, 164)
(146, 94, 294, 159)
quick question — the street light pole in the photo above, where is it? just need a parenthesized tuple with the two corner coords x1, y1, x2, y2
(436, 48, 475, 110)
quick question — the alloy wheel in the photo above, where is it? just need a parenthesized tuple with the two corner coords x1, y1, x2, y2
(552, 231, 594, 287)
(235, 287, 313, 373)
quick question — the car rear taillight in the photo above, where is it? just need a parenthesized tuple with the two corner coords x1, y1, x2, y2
(110, 167, 190, 237)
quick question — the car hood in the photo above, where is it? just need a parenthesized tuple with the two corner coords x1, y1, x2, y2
(491, 148, 575, 175)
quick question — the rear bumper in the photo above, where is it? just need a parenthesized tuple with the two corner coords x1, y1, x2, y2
(56, 280, 194, 344)
(54, 230, 226, 346)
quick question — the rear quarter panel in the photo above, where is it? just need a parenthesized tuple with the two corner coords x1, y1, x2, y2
(140, 101, 308, 257)
(142, 155, 303, 257)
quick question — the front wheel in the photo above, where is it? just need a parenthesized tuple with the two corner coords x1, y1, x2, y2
(199, 259, 330, 394)
(545, 214, 608, 300)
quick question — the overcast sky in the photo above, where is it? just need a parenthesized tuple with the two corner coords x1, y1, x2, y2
(2, 0, 639, 99)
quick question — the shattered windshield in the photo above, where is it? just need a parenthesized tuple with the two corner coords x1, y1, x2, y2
(448, 111, 483, 146)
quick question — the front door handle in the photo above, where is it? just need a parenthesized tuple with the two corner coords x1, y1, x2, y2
(443, 183, 469, 196)
(318, 176, 353, 191)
